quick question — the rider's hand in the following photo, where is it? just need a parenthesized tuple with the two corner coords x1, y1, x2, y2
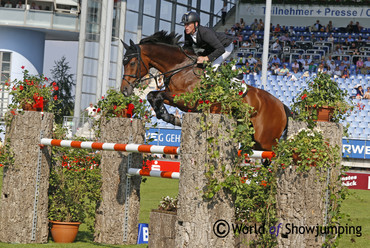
(197, 56, 209, 64)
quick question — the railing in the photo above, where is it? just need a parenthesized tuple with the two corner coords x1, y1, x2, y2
(0, 6, 79, 32)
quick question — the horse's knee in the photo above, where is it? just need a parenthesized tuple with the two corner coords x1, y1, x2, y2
(146, 92, 155, 103)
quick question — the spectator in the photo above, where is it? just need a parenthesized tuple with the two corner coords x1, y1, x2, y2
(271, 55, 281, 65)
(221, 3, 227, 26)
(350, 42, 358, 52)
(341, 67, 349, 79)
(4, 1, 12, 7)
(317, 64, 327, 74)
(342, 56, 351, 67)
(289, 40, 299, 50)
(288, 26, 295, 36)
(354, 84, 364, 99)
(247, 55, 257, 65)
(85, 103, 97, 128)
(333, 45, 343, 55)
(16, 1, 23, 8)
(278, 64, 289, 76)
(251, 19, 258, 31)
(339, 61, 346, 71)
(257, 19, 264, 31)
(279, 33, 291, 42)
(271, 40, 281, 53)
(361, 57, 370, 74)
(310, 20, 322, 32)
(30, 2, 40, 9)
(234, 23, 241, 33)
(244, 61, 253, 74)
(347, 35, 354, 42)
(291, 60, 300, 71)
(356, 57, 364, 74)
(240, 18, 245, 28)
(328, 60, 336, 75)
(297, 55, 305, 69)
(308, 61, 317, 72)
(354, 21, 363, 33)
(364, 87, 370, 100)
(327, 34, 334, 43)
(325, 55, 333, 67)
(333, 66, 342, 78)
(289, 67, 300, 81)
(346, 21, 355, 33)
(175, 109, 182, 119)
(274, 24, 281, 33)
(326, 20, 333, 32)
(343, 38, 351, 47)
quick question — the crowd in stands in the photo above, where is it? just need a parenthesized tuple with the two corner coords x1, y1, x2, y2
(225, 18, 369, 81)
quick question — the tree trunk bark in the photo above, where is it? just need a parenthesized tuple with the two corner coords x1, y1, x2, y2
(276, 120, 343, 247)
(94, 118, 144, 245)
(0, 112, 53, 243)
(175, 113, 236, 248)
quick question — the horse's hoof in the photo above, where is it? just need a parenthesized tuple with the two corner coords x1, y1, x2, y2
(174, 117, 182, 126)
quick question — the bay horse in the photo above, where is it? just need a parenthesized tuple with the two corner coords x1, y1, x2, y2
(121, 31, 291, 151)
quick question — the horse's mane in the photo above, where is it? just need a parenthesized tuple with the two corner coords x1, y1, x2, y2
(139, 30, 182, 47)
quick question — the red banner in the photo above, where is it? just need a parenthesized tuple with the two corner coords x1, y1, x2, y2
(143, 160, 180, 172)
(342, 173, 370, 190)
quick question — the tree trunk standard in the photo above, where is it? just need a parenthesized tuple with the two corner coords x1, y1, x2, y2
(175, 113, 236, 248)
(0, 112, 53, 243)
(94, 118, 144, 245)
(276, 120, 343, 247)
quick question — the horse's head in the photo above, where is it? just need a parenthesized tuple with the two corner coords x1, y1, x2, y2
(121, 40, 149, 96)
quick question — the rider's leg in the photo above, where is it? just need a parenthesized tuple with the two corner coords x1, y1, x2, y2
(211, 43, 234, 70)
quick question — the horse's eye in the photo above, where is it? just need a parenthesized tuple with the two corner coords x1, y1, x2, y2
(130, 61, 136, 66)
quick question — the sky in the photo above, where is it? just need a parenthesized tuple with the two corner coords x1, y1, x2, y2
(43, 40, 78, 80)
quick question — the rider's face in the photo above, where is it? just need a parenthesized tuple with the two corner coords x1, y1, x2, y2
(184, 22, 196, 35)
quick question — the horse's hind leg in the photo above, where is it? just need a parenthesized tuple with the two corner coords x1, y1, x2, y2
(147, 91, 181, 126)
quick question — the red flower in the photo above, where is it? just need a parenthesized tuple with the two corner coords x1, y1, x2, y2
(12, 86, 16, 91)
(97, 108, 101, 113)
(53, 86, 59, 91)
(44, 77, 48, 81)
(0, 164, 3, 167)
(301, 94, 307, 100)
(113, 105, 117, 110)
(188, 109, 192, 112)
(5, 82, 9, 86)
(93, 109, 96, 112)
(199, 100, 204, 104)
(205, 100, 210, 104)
(21, 66, 25, 69)
(19, 86, 24, 91)
(313, 104, 317, 108)
(101, 96, 104, 99)
(239, 91, 243, 95)
(10, 110, 16, 115)
(53, 82, 57, 86)
(54, 95, 58, 100)
(172, 94, 176, 97)
(139, 99, 143, 103)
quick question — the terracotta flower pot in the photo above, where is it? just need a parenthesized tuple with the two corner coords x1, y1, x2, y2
(50, 220, 81, 243)
(316, 106, 334, 122)
(21, 102, 37, 111)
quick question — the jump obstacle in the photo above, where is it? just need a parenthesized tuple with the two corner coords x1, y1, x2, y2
(40, 138, 275, 179)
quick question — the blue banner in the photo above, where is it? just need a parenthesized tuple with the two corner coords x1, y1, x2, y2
(146, 128, 181, 147)
(146, 128, 369, 160)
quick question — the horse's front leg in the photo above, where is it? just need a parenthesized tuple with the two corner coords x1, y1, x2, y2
(147, 91, 182, 126)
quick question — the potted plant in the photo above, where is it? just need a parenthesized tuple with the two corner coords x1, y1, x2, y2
(5, 66, 58, 112)
(272, 128, 340, 171)
(291, 73, 353, 124)
(48, 129, 102, 243)
(95, 88, 149, 118)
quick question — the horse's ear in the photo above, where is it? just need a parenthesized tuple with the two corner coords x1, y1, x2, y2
(121, 39, 130, 50)
(129, 39, 136, 47)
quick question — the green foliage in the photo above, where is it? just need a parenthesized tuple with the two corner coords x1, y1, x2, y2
(50, 56, 75, 124)
(48, 125, 101, 232)
(175, 62, 255, 155)
(292, 73, 353, 126)
(95, 88, 150, 119)
(158, 196, 178, 212)
(273, 128, 340, 171)
(5, 67, 58, 112)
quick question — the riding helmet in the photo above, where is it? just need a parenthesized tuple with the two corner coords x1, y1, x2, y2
(181, 11, 200, 24)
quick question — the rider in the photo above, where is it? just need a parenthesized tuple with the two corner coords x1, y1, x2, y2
(181, 11, 233, 70)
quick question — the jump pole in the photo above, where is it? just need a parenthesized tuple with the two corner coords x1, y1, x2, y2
(40, 138, 274, 159)
(127, 168, 180, 179)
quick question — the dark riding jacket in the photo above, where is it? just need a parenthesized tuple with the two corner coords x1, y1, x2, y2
(183, 25, 233, 62)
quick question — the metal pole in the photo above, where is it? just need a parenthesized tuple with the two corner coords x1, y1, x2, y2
(261, 0, 272, 88)
(115, 0, 127, 90)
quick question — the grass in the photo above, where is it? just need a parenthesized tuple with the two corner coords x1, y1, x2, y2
(0, 167, 370, 247)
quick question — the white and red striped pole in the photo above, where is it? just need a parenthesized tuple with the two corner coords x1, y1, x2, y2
(40, 138, 180, 155)
(128, 168, 180, 179)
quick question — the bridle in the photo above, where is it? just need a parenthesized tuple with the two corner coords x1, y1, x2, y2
(122, 43, 198, 90)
